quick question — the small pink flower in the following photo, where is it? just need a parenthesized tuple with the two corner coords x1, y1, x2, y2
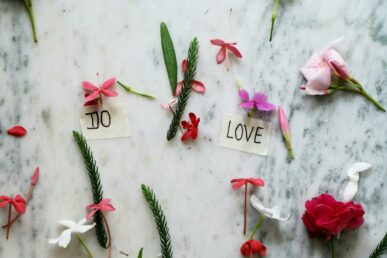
(175, 59, 205, 96)
(239, 89, 275, 111)
(160, 99, 178, 110)
(210, 39, 242, 71)
(300, 38, 350, 95)
(82, 77, 118, 105)
(86, 198, 116, 220)
(0, 195, 27, 214)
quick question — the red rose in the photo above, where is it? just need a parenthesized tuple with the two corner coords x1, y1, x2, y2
(240, 240, 266, 257)
(302, 193, 364, 240)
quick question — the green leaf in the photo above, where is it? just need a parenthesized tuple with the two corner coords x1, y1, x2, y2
(160, 22, 178, 94)
(142, 184, 173, 258)
(369, 231, 387, 258)
(137, 248, 144, 258)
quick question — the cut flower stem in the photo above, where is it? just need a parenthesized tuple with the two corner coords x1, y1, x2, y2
(76, 234, 94, 258)
(248, 216, 265, 240)
(117, 81, 156, 99)
(22, 0, 38, 43)
(331, 236, 336, 258)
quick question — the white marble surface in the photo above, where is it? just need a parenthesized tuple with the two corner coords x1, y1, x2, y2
(0, 0, 386, 257)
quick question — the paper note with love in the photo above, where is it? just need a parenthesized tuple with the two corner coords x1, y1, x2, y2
(219, 113, 272, 156)
(80, 103, 131, 140)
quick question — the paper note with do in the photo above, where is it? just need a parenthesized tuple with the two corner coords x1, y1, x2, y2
(219, 113, 272, 156)
(80, 103, 131, 139)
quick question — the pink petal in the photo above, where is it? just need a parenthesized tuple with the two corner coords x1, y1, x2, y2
(252, 93, 268, 103)
(31, 167, 39, 186)
(101, 78, 116, 89)
(101, 89, 118, 97)
(175, 82, 184, 96)
(210, 39, 226, 46)
(12, 195, 26, 214)
(86, 210, 97, 221)
(247, 178, 265, 186)
(302, 66, 332, 95)
(181, 59, 188, 73)
(238, 89, 250, 101)
(278, 106, 289, 136)
(85, 91, 100, 103)
(216, 47, 227, 64)
(82, 81, 98, 91)
(232, 180, 246, 189)
(226, 45, 242, 58)
(256, 101, 276, 111)
(300, 52, 326, 81)
(239, 101, 255, 110)
(0, 196, 11, 208)
(191, 81, 205, 93)
(100, 204, 116, 212)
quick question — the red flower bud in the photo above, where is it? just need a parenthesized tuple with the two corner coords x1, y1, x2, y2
(240, 240, 267, 257)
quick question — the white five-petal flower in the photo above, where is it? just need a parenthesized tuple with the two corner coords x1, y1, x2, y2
(48, 218, 95, 248)
(250, 195, 290, 221)
(342, 162, 372, 202)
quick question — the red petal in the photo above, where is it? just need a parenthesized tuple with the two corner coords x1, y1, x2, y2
(210, 39, 226, 46)
(191, 128, 198, 139)
(12, 195, 26, 214)
(0, 196, 11, 208)
(7, 126, 27, 137)
(226, 44, 242, 58)
(181, 120, 189, 129)
(247, 178, 265, 187)
(189, 113, 197, 124)
(32, 167, 39, 186)
(181, 131, 192, 141)
(216, 47, 227, 64)
(232, 180, 246, 189)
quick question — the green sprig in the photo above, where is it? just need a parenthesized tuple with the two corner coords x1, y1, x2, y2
(73, 131, 108, 249)
(117, 81, 156, 100)
(269, 0, 279, 41)
(141, 184, 173, 258)
(369, 232, 387, 258)
(166, 38, 199, 140)
(21, 0, 38, 43)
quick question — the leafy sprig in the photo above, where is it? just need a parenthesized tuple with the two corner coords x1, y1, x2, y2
(141, 184, 173, 258)
(269, 0, 279, 41)
(73, 131, 108, 249)
(369, 231, 387, 258)
(161, 22, 178, 94)
(166, 38, 199, 140)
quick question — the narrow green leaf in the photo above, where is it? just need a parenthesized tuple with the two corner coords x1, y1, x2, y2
(160, 22, 178, 94)
(137, 248, 144, 258)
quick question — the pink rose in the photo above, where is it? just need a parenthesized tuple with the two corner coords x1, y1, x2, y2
(300, 38, 351, 95)
(302, 193, 364, 240)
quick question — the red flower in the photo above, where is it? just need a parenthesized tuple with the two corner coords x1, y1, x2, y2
(231, 178, 265, 235)
(210, 39, 242, 70)
(7, 126, 27, 137)
(0, 195, 27, 214)
(175, 59, 205, 96)
(181, 113, 200, 141)
(240, 240, 267, 257)
(302, 193, 364, 240)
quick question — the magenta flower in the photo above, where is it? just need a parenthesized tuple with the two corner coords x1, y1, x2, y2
(300, 38, 385, 112)
(278, 106, 294, 160)
(210, 39, 242, 71)
(239, 89, 275, 111)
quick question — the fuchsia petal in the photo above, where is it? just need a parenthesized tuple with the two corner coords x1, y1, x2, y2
(101, 89, 119, 97)
(82, 81, 98, 91)
(216, 47, 227, 64)
(278, 106, 290, 137)
(101, 78, 116, 89)
(191, 81, 205, 94)
(85, 91, 100, 103)
(256, 101, 276, 111)
(239, 101, 255, 110)
(238, 89, 250, 101)
(252, 93, 268, 103)
(226, 44, 242, 58)
(210, 39, 226, 46)
(181, 59, 188, 73)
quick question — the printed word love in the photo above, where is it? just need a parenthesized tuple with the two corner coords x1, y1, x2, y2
(219, 113, 272, 156)
(80, 103, 131, 140)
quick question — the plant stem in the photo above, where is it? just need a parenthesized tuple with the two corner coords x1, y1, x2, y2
(76, 234, 94, 258)
(243, 183, 247, 235)
(248, 216, 265, 240)
(286, 142, 294, 160)
(117, 81, 156, 100)
(22, 0, 38, 43)
(331, 236, 336, 258)
(269, 0, 279, 41)
(101, 213, 112, 258)
(6, 204, 12, 239)
(359, 88, 385, 112)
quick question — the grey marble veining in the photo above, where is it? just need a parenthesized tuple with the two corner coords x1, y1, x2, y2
(0, 0, 386, 257)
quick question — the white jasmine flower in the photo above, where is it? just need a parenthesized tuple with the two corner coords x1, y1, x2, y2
(250, 195, 290, 221)
(342, 162, 372, 202)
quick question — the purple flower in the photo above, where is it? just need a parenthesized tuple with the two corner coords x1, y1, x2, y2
(239, 89, 275, 111)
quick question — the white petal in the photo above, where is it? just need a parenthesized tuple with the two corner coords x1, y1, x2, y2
(57, 220, 76, 228)
(58, 229, 72, 248)
(343, 180, 358, 202)
(348, 162, 372, 178)
(250, 195, 290, 221)
(48, 237, 60, 245)
(76, 218, 88, 226)
(73, 224, 96, 234)
(271, 206, 290, 221)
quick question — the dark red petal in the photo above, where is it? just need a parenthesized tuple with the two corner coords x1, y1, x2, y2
(191, 128, 198, 139)
(181, 130, 192, 141)
(7, 126, 27, 137)
(210, 39, 226, 46)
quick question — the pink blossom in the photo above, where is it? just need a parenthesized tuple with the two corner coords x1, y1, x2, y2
(300, 38, 350, 95)
(278, 106, 294, 159)
(160, 99, 178, 110)
(86, 198, 116, 220)
(175, 59, 205, 96)
(82, 77, 118, 105)
(210, 39, 242, 71)
(239, 89, 275, 111)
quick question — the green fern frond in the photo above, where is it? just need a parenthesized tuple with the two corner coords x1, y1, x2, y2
(73, 130, 108, 249)
(166, 37, 199, 140)
(369, 231, 387, 258)
(141, 184, 173, 258)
